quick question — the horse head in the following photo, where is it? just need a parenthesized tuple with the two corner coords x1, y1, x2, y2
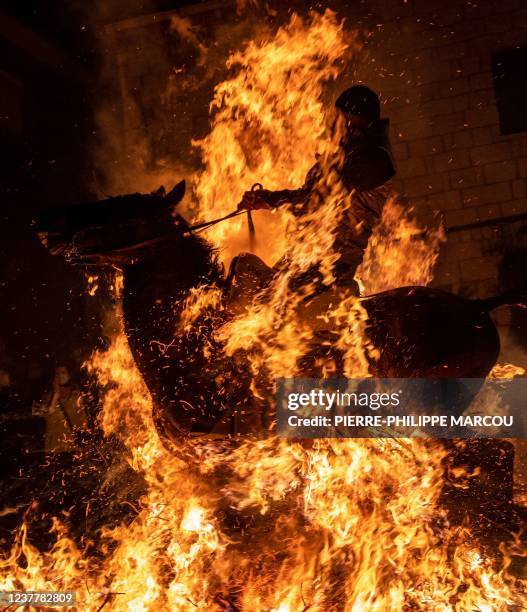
(34, 181, 188, 266)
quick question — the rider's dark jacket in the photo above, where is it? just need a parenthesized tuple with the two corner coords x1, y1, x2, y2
(259, 119, 395, 291)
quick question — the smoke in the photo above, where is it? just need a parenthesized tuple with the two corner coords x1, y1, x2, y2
(89, 1, 272, 204)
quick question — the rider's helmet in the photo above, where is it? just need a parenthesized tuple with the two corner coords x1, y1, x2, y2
(335, 85, 381, 122)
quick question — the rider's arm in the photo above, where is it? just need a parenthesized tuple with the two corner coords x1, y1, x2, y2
(240, 164, 320, 212)
(257, 186, 309, 208)
(261, 164, 319, 207)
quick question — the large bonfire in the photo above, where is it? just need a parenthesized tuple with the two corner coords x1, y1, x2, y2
(1, 10, 526, 611)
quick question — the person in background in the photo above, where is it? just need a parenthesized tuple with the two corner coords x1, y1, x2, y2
(33, 364, 88, 453)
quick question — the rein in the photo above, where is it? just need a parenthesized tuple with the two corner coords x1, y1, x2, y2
(189, 183, 262, 249)
(189, 209, 246, 233)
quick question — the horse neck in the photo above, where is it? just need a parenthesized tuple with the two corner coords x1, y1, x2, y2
(121, 235, 223, 336)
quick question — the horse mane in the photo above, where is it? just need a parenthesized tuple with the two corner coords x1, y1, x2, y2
(163, 231, 224, 287)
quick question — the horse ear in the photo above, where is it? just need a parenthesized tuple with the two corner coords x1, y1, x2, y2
(164, 180, 186, 207)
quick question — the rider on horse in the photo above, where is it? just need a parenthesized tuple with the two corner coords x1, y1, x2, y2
(232, 85, 396, 307)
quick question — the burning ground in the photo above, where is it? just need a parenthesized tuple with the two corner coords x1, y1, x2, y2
(2, 9, 527, 611)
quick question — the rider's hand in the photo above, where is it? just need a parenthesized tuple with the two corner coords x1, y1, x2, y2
(237, 190, 272, 211)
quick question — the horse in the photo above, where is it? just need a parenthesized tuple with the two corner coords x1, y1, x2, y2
(36, 182, 526, 519)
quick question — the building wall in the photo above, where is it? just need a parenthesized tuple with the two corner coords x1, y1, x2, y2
(350, 0, 527, 305)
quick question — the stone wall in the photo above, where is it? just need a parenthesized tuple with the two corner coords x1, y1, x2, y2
(349, 0, 527, 305)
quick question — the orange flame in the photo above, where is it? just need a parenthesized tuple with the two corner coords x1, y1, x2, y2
(1, 9, 526, 611)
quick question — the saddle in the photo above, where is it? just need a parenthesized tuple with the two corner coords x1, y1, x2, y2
(226, 251, 358, 334)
